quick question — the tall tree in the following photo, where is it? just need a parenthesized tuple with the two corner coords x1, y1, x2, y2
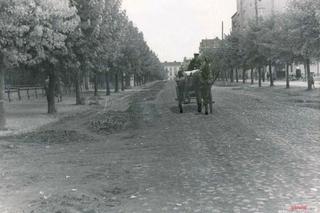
(287, 0, 320, 90)
(26, 0, 80, 113)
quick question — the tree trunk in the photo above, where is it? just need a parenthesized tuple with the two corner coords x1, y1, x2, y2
(56, 75, 62, 102)
(236, 68, 239, 83)
(125, 74, 131, 88)
(230, 68, 234, 83)
(94, 71, 98, 96)
(304, 63, 307, 81)
(144, 74, 148, 84)
(286, 63, 290, 89)
(269, 62, 274, 87)
(242, 69, 246, 84)
(306, 58, 312, 90)
(114, 72, 119, 93)
(75, 70, 83, 105)
(251, 68, 254, 84)
(47, 68, 57, 114)
(121, 72, 125, 91)
(225, 71, 228, 82)
(105, 71, 110, 96)
(0, 64, 6, 129)
(84, 71, 89, 91)
(258, 67, 262, 87)
(262, 69, 265, 82)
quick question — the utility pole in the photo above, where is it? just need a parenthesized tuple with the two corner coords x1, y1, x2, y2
(221, 21, 224, 40)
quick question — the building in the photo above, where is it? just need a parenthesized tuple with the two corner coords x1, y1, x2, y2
(234, 0, 289, 31)
(232, 12, 240, 31)
(162, 61, 182, 80)
(199, 37, 222, 54)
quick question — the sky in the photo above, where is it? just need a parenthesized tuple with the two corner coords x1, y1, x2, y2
(122, 0, 237, 62)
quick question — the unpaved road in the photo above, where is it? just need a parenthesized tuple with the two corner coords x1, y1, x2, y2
(0, 81, 320, 213)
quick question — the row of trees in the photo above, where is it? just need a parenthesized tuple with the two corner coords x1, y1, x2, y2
(202, 0, 319, 90)
(0, 0, 165, 129)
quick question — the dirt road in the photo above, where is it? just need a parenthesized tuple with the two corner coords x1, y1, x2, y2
(0, 81, 320, 212)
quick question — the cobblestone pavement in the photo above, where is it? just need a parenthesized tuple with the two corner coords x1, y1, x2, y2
(109, 81, 320, 213)
(0, 81, 319, 213)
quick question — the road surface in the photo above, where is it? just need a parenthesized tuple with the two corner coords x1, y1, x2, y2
(0, 81, 320, 213)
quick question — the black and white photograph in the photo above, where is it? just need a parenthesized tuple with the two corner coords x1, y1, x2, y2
(0, 0, 319, 212)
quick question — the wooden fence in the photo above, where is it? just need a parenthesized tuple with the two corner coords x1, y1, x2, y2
(5, 86, 45, 102)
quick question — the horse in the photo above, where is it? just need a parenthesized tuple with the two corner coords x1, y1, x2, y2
(192, 71, 213, 115)
(175, 64, 213, 115)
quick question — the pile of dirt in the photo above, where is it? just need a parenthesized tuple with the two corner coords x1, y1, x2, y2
(13, 130, 93, 144)
(89, 111, 134, 134)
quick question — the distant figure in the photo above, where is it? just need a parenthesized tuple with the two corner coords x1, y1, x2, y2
(311, 75, 315, 89)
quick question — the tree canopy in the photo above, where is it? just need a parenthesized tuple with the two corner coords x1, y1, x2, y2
(201, 0, 320, 90)
(0, 0, 165, 128)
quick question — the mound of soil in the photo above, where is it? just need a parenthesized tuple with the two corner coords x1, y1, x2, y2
(89, 111, 134, 134)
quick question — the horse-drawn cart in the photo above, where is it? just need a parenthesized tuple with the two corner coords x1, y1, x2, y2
(175, 69, 213, 114)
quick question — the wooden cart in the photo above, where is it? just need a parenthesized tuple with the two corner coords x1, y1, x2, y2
(175, 70, 213, 114)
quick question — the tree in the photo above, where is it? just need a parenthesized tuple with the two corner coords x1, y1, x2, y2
(201, 42, 226, 84)
(240, 21, 267, 87)
(99, 0, 124, 94)
(270, 14, 297, 89)
(256, 18, 278, 87)
(224, 32, 242, 83)
(72, 0, 99, 96)
(0, 0, 164, 126)
(287, 0, 320, 90)
(25, 0, 80, 113)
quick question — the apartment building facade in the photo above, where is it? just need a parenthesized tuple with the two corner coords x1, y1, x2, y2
(233, 0, 288, 31)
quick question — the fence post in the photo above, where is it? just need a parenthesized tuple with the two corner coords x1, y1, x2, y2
(18, 88, 21, 101)
(27, 88, 30, 100)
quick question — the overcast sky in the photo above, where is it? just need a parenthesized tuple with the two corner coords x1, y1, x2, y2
(122, 0, 236, 62)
